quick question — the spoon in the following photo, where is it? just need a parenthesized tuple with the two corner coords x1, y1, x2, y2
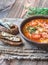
(0, 20, 10, 30)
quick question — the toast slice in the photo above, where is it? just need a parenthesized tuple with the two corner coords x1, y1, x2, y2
(0, 32, 22, 46)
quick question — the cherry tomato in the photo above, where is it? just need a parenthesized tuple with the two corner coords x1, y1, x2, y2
(26, 32, 32, 39)
(31, 21, 38, 26)
(44, 24, 48, 29)
(41, 32, 48, 38)
(31, 34, 41, 39)
(28, 21, 37, 26)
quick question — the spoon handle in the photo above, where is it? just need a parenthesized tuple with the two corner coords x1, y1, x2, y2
(0, 22, 10, 29)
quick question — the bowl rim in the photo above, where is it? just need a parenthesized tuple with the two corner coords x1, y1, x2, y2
(19, 15, 48, 45)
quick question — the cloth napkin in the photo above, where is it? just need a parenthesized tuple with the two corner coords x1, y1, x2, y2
(0, 0, 15, 10)
(0, 0, 15, 18)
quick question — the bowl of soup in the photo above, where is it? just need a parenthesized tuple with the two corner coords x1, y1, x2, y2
(19, 16, 48, 48)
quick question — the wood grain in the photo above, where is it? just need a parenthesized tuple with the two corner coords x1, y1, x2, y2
(6, 0, 48, 18)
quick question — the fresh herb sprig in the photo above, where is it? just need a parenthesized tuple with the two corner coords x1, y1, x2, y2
(25, 8, 48, 18)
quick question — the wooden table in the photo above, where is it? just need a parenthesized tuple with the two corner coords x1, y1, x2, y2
(6, 0, 48, 18)
(0, 0, 48, 65)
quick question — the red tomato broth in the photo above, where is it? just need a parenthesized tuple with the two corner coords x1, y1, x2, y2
(22, 19, 48, 43)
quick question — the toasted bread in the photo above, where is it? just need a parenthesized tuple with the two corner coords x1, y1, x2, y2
(0, 39, 22, 46)
(0, 32, 22, 46)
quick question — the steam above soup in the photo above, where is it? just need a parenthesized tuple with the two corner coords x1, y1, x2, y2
(22, 19, 48, 43)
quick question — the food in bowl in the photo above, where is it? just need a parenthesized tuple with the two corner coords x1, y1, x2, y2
(22, 19, 48, 43)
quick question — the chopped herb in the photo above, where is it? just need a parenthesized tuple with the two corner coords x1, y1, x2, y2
(27, 26, 37, 34)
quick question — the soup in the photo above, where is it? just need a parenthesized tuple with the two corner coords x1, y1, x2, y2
(22, 19, 48, 43)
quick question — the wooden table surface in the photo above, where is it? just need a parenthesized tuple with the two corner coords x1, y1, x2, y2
(6, 0, 48, 18)
(0, 0, 48, 65)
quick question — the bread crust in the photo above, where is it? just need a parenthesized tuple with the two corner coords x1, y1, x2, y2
(0, 38, 22, 46)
